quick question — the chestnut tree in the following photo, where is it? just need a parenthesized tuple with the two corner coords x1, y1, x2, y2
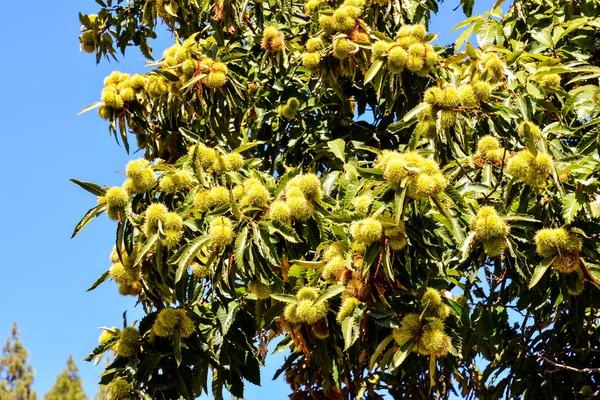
(73, 0, 600, 398)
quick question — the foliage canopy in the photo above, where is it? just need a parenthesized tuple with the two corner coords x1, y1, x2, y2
(74, 0, 600, 398)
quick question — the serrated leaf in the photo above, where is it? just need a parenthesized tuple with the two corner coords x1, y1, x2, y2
(445, 298, 463, 318)
(369, 334, 394, 370)
(174, 235, 211, 283)
(173, 328, 182, 367)
(444, 186, 466, 207)
(182, 74, 204, 90)
(265, 220, 301, 243)
(523, 124, 538, 156)
(70, 178, 106, 197)
(476, 21, 500, 48)
(388, 340, 416, 372)
(455, 24, 475, 50)
(504, 214, 540, 223)
(517, 97, 530, 120)
(71, 204, 106, 238)
(312, 284, 345, 307)
(77, 102, 103, 115)
(234, 141, 266, 153)
(234, 226, 249, 268)
(459, 231, 476, 263)
(323, 171, 340, 196)
(179, 127, 199, 142)
(528, 257, 553, 289)
(460, 0, 474, 16)
(217, 302, 239, 335)
(269, 293, 298, 303)
(342, 316, 357, 350)
(84, 338, 118, 362)
(526, 81, 544, 99)
(531, 29, 553, 49)
(395, 184, 407, 222)
(364, 59, 383, 84)
(466, 42, 477, 59)
(403, 102, 430, 122)
(562, 192, 586, 223)
(257, 225, 280, 265)
(136, 354, 162, 382)
(86, 270, 110, 292)
(133, 234, 158, 267)
(290, 259, 326, 268)
(451, 15, 483, 32)
(328, 139, 346, 162)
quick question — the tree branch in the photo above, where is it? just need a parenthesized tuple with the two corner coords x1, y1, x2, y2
(538, 354, 600, 374)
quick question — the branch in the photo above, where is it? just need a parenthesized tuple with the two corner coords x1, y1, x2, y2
(538, 354, 600, 374)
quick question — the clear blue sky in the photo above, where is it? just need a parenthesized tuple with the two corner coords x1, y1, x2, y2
(0, 0, 494, 398)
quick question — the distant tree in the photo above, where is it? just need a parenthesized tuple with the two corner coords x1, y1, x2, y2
(44, 356, 88, 400)
(93, 386, 107, 400)
(0, 323, 37, 400)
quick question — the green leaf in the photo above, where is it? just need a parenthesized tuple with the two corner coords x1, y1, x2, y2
(403, 103, 430, 122)
(137, 354, 162, 382)
(369, 334, 394, 370)
(528, 257, 553, 289)
(234, 226, 249, 268)
(173, 328, 182, 367)
(133, 234, 158, 267)
(84, 340, 116, 362)
(217, 302, 239, 335)
(234, 141, 266, 153)
(156, 70, 179, 82)
(503, 214, 540, 223)
(395, 184, 408, 222)
(290, 259, 326, 268)
(445, 299, 463, 318)
(388, 340, 416, 372)
(476, 21, 501, 48)
(70, 178, 106, 197)
(444, 186, 466, 207)
(342, 316, 357, 350)
(71, 204, 106, 238)
(323, 171, 340, 196)
(312, 284, 345, 307)
(256, 225, 281, 266)
(77, 102, 103, 115)
(459, 231, 476, 263)
(482, 163, 493, 187)
(364, 60, 383, 85)
(466, 42, 477, 59)
(562, 192, 586, 223)
(174, 235, 211, 283)
(86, 270, 110, 292)
(264, 220, 301, 243)
(523, 124, 538, 156)
(460, 0, 474, 16)
(455, 24, 475, 49)
(429, 354, 437, 390)
(269, 293, 298, 304)
(179, 127, 200, 142)
(517, 97, 531, 120)
(451, 15, 483, 32)
(327, 139, 346, 162)
(526, 81, 544, 100)
(531, 28, 553, 49)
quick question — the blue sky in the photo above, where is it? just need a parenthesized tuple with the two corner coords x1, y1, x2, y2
(0, 0, 494, 398)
